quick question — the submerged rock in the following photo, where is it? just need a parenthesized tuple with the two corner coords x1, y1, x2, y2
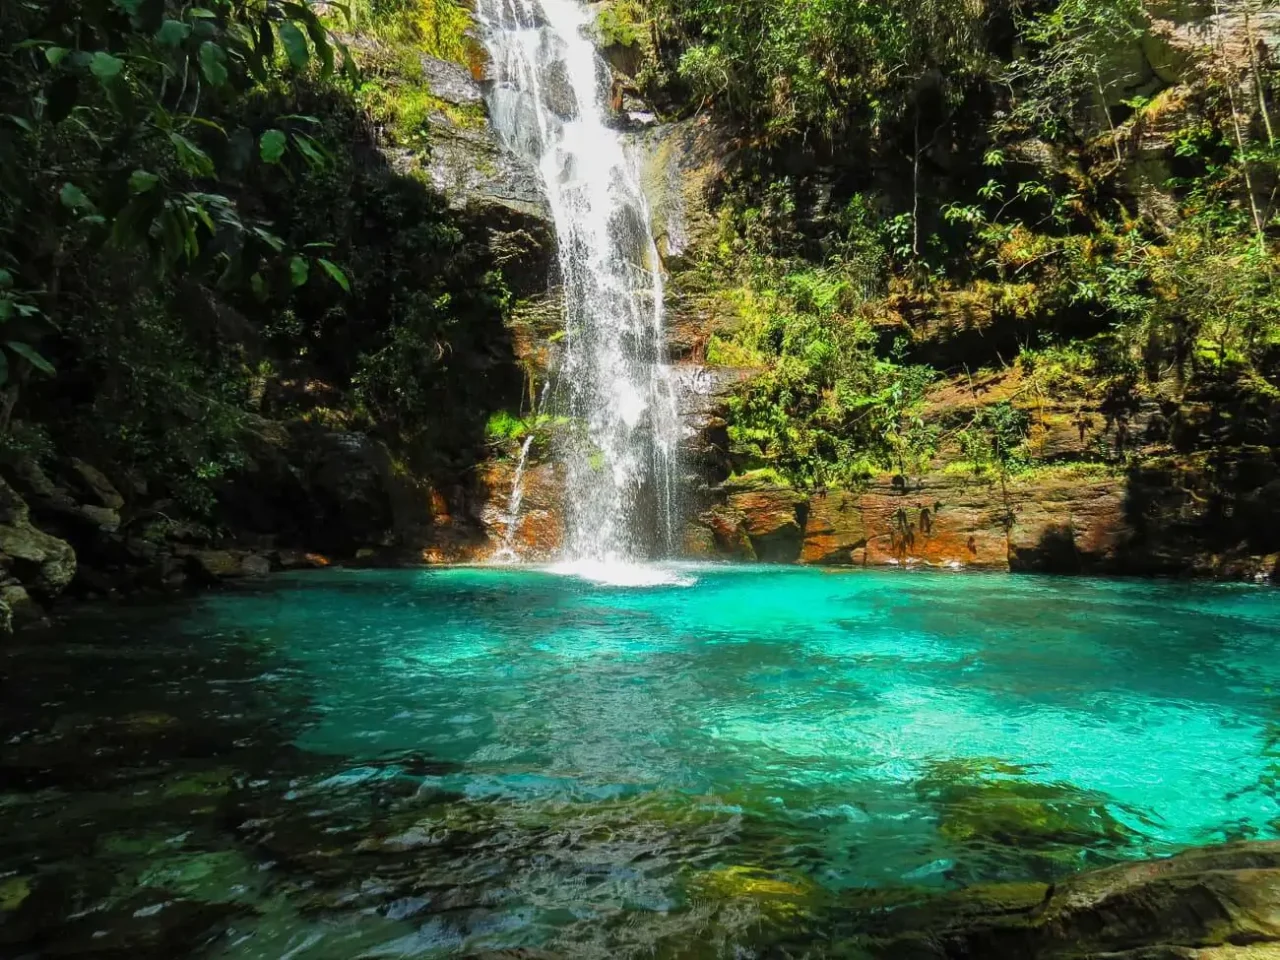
(916, 759, 1137, 861)
(853, 841, 1280, 959)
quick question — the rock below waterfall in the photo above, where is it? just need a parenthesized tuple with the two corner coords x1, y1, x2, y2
(417, 54, 484, 107)
(539, 58, 579, 120)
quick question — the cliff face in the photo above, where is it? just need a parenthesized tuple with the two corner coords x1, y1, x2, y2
(406, 0, 1280, 580)
(616, 0, 1280, 581)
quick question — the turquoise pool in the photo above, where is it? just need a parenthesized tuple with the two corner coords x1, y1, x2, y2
(1, 565, 1278, 957)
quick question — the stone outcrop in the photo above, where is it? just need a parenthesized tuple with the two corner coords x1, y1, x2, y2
(391, 55, 557, 296)
(854, 841, 1280, 959)
(632, 117, 729, 272)
(687, 468, 1277, 578)
(0, 475, 76, 632)
(472, 458, 564, 562)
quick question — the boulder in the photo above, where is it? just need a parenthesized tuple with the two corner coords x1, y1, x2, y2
(855, 842, 1280, 959)
(240, 554, 271, 579)
(68, 459, 125, 510)
(1, 583, 46, 628)
(538, 57, 578, 121)
(0, 476, 76, 601)
(4, 457, 122, 536)
(185, 550, 242, 582)
(418, 54, 484, 107)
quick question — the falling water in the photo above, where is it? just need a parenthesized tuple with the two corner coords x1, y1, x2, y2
(493, 381, 552, 562)
(493, 434, 537, 564)
(476, 0, 682, 564)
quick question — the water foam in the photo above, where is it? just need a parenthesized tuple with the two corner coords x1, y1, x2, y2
(545, 559, 698, 588)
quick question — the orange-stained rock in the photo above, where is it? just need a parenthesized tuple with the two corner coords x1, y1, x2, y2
(857, 474, 1012, 569)
(470, 458, 564, 563)
(682, 522, 718, 559)
(1005, 474, 1129, 571)
(801, 491, 868, 565)
(692, 468, 1144, 573)
(726, 488, 806, 562)
(699, 505, 755, 560)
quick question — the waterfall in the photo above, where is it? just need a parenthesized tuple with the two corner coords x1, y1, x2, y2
(493, 381, 551, 562)
(476, 0, 682, 564)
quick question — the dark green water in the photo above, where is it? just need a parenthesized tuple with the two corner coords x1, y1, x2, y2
(2, 565, 1279, 957)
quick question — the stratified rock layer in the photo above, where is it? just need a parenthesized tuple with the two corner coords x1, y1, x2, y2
(686, 469, 1277, 578)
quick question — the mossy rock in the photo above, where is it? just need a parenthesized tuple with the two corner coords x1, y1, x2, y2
(848, 842, 1280, 959)
(0, 876, 31, 912)
(132, 850, 262, 904)
(161, 767, 237, 801)
(686, 864, 823, 921)
(916, 759, 1138, 851)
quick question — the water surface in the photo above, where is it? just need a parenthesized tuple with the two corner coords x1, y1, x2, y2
(2, 566, 1278, 957)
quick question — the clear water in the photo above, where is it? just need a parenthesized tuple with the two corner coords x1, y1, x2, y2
(2, 566, 1279, 958)
(475, 0, 682, 560)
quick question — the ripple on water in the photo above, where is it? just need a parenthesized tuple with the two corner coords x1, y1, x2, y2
(1, 565, 1278, 959)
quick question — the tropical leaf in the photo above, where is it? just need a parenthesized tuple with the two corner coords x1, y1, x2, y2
(291, 132, 326, 167)
(129, 169, 160, 193)
(199, 42, 229, 86)
(290, 255, 309, 287)
(318, 258, 350, 292)
(6, 341, 56, 376)
(156, 19, 191, 46)
(59, 182, 95, 211)
(170, 133, 215, 177)
(259, 129, 287, 163)
(277, 22, 310, 70)
(89, 52, 124, 82)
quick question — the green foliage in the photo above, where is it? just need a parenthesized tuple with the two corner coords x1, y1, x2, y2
(485, 410, 566, 450)
(650, 0, 994, 139)
(347, 0, 479, 66)
(597, 2, 647, 49)
(0, 0, 519, 520)
(701, 182, 937, 487)
(958, 402, 1031, 482)
(1005, 0, 1149, 143)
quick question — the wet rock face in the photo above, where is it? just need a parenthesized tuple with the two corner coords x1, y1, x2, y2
(387, 57, 556, 297)
(631, 117, 727, 270)
(854, 841, 1280, 959)
(418, 54, 484, 107)
(689, 463, 1280, 578)
(417, 119, 555, 285)
(687, 471, 1137, 573)
(475, 458, 564, 562)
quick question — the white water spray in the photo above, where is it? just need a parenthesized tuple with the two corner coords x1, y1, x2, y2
(476, 0, 682, 564)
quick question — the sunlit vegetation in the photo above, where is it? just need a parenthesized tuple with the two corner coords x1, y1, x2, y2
(637, 0, 1280, 492)
(0, 0, 514, 519)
